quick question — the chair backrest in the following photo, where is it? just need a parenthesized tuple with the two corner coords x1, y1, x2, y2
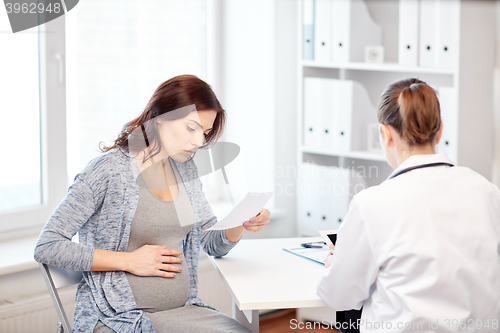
(39, 263, 83, 333)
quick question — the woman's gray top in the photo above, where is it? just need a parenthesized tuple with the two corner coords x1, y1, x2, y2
(34, 147, 240, 333)
(126, 160, 194, 312)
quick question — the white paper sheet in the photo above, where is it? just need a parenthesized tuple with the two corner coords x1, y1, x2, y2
(207, 192, 274, 230)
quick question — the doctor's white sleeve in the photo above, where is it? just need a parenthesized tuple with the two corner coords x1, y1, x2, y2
(316, 196, 378, 310)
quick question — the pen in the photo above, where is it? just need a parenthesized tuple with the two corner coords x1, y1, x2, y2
(301, 243, 324, 249)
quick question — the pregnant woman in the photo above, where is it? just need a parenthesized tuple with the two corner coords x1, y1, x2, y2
(34, 75, 270, 333)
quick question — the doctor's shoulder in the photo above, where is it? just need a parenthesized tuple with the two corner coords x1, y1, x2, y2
(453, 165, 500, 197)
(344, 176, 411, 220)
(345, 181, 388, 213)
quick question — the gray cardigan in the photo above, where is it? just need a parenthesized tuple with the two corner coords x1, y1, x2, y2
(34, 147, 239, 333)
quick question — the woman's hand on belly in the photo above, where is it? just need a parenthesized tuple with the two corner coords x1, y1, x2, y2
(126, 245, 183, 278)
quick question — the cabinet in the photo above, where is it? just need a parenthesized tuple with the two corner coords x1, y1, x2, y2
(296, 0, 495, 236)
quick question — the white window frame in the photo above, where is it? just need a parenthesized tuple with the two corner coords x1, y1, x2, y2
(1, 2, 222, 237)
(0, 16, 68, 238)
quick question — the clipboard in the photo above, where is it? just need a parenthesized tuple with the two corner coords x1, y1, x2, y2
(282, 243, 330, 266)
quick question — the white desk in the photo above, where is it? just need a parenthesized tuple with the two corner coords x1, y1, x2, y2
(208, 237, 328, 332)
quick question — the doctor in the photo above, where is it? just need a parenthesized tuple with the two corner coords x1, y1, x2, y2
(317, 78, 500, 333)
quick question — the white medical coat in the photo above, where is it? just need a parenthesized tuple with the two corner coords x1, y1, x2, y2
(317, 154, 500, 333)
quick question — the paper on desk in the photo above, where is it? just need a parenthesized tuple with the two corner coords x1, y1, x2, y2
(207, 192, 274, 230)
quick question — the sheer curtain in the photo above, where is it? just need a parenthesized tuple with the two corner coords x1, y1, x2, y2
(0, 10, 41, 213)
(66, 0, 208, 181)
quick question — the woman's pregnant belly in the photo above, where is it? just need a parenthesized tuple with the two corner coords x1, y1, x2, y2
(126, 254, 190, 313)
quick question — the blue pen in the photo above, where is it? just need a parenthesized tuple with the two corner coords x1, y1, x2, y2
(301, 243, 324, 249)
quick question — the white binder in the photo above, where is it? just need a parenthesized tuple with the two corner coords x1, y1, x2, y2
(419, 0, 439, 67)
(334, 80, 353, 151)
(436, 0, 460, 68)
(436, 86, 458, 163)
(398, 0, 419, 66)
(298, 163, 320, 235)
(303, 77, 322, 149)
(299, 164, 368, 234)
(331, 0, 382, 63)
(318, 165, 334, 229)
(319, 78, 337, 151)
(330, 167, 351, 228)
(314, 0, 331, 62)
(302, 0, 315, 60)
(333, 80, 377, 152)
(322, 166, 369, 230)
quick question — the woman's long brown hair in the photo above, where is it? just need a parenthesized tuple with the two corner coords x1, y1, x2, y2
(99, 75, 226, 163)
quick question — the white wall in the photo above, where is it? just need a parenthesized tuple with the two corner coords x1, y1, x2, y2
(493, 0, 500, 187)
(273, 0, 299, 237)
(219, 0, 298, 238)
(220, 0, 276, 196)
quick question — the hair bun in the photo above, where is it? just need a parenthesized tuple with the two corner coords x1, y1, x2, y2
(378, 78, 441, 146)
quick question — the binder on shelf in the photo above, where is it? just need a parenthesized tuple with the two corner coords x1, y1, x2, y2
(333, 80, 377, 152)
(333, 80, 353, 151)
(436, 86, 458, 163)
(314, 0, 331, 62)
(419, 0, 438, 67)
(319, 78, 337, 151)
(302, 0, 315, 60)
(298, 162, 321, 235)
(318, 165, 334, 229)
(436, 0, 459, 68)
(332, 167, 366, 228)
(303, 77, 323, 149)
(331, 0, 382, 63)
(330, 167, 350, 229)
(298, 164, 368, 235)
(299, 163, 339, 235)
(303, 78, 377, 154)
(398, 0, 419, 66)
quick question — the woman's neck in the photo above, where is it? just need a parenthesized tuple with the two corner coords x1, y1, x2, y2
(133, 148, 170, 174)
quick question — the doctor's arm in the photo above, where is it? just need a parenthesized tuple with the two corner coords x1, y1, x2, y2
(316, 197, 378, 311)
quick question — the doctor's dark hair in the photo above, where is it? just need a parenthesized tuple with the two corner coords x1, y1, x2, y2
(99, 75, 226, 163)
(377, 78, 441, 146)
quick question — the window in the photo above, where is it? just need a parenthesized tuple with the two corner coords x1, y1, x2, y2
(0, 11, 41, 213)
(66, 0, 208, 181)
(1, 0, 222, 235)
(0, 12, 67, 234)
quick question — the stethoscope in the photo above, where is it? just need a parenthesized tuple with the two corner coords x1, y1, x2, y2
(389, 162, 454, 179)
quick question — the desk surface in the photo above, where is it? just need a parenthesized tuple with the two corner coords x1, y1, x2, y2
(208, 237, 328, 311)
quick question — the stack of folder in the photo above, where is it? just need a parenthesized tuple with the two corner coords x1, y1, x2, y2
(399, 0, 460, 67)
(303, 0, 460, 67)
(298, 163, 366, 235)
(302, 0, 382, 63)
(303, 77, 377, 152)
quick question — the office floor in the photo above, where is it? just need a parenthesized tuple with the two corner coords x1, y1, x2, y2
(259, 309, 341, 332)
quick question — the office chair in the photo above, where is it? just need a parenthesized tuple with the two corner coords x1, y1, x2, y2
(39, 263, 83, 333)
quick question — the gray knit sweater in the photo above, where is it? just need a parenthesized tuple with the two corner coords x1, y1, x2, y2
(34, 147, 239, 333)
